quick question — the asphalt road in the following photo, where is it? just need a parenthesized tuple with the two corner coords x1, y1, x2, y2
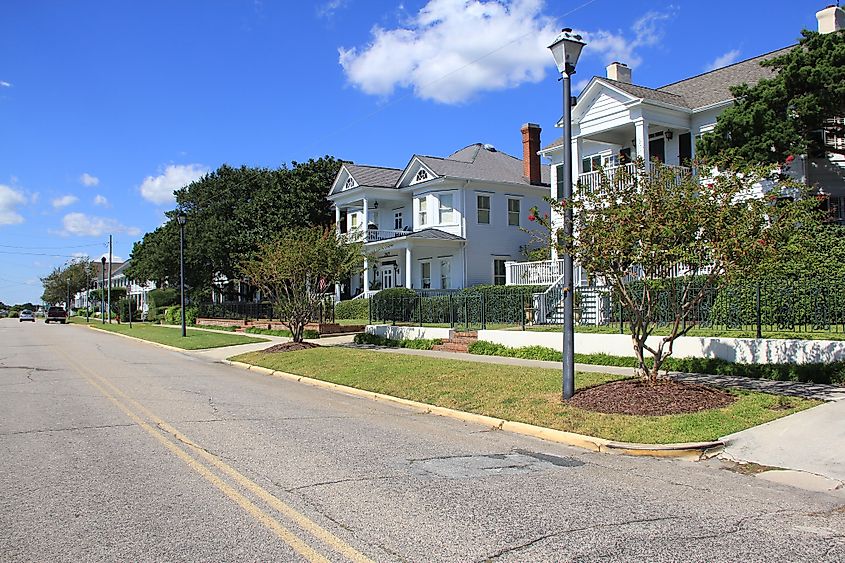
(1, 319, 844, 562)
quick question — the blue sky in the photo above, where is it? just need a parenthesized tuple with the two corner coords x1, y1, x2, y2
(0, 0, 820, 304)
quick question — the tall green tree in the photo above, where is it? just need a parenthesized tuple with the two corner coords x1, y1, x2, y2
(239, 227, 364, 342)
(40, 258, 98, 306)
(699, 29, 845, 166)
(126, 158, 340, 301)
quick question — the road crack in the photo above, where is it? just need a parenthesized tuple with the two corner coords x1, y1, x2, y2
(481, 515, 684, 561)
(284, 474, 404, 492)
(1, 422, 137, 436)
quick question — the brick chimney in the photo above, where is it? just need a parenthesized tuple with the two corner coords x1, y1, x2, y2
(521, 123, 542, 185)
(606, 61, 631, 83)
(817, 5, 845, 34)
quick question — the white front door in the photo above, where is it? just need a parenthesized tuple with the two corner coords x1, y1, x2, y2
(381, 266, 394, 289)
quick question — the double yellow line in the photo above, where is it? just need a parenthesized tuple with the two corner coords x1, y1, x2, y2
(59, 350, 373, 563)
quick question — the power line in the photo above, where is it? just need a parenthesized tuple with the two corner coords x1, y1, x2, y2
(0, 250, 98, 258)
(0, 242, 106, 250)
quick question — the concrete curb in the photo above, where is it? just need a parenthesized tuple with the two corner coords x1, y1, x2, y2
(80, 324, 269, 354)
(223, 359, 723, 460)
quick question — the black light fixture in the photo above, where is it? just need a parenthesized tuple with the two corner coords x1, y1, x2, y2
(373, 201, 379, 209)
(176, 212, 187, 337)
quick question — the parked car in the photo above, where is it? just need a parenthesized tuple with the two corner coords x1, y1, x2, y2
(45, 307, 67, 324)
(19, 309, 36, 322)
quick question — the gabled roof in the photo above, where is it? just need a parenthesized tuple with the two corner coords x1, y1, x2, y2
(399, 228, 465, 241)
(658, 45, 793, 109)
(414, 143, 550, 186)
(345, 164, 402, 188)
(542, 44, 796, 151)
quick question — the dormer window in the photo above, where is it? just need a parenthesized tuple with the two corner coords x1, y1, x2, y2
(344, 177, 356, 190)
(414, 169, 429, 183)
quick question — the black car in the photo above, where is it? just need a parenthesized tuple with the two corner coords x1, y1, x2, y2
(46, 307, 67, 324)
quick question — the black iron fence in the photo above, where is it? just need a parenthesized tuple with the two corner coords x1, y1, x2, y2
(197, 300, 335, 324)
(369, 280, 845, 336)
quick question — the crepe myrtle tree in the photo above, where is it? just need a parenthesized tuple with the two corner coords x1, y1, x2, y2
(239, 226, 366, 342)
(530, 159, 818, 383)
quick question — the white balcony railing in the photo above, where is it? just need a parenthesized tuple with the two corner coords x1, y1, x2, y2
(578, 163, 691, 193)
(506, 260, 588, 287)
(365, 229, 409, 242)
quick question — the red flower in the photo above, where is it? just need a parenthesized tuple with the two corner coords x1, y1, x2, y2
(528, 214, 536, 222)
(785, 155, 795, 163)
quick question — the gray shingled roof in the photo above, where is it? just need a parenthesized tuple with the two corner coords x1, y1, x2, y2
(658, 45, 793, 109)
(402, 228, 465, 241)
(417, 143, 550, 186)
(345, 164, 402, 187)
(542, 45, 796, 151)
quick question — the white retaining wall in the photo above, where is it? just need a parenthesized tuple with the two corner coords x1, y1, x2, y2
(366, 325, 845, 364)
(477, 330, 845, 365)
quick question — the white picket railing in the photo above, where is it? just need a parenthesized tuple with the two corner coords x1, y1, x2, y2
(578, 163, 690, 193)
(506, 260, 588, 287)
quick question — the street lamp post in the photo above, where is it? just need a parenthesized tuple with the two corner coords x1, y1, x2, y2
(548, 28, 586, 400)
(176, 212, 187, 337)
(101, 256, 106, 324)
(66, 278, 71, 317)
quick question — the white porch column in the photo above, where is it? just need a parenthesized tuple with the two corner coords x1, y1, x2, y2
(634, 119, 650, 164)
(362, 197, 369, 226)
(405, 247, 412, 289)
(571, 137, 582, 192)
(334, 205, 341, 233)
(363, 258, 370, 293)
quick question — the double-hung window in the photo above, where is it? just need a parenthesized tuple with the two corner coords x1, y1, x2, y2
(417, 196, 428, 226)
(477, 195, 490, 224)
(439, 259, 451, 289)
(394, 211, 403, 230)
(507, 198, 520, 227)
(438, 193, 454, 224)
(581, 154, 603, 173)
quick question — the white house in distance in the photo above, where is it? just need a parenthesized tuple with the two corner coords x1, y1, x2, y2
(328, 125, 551, 300)
(508, 4, 845, 290)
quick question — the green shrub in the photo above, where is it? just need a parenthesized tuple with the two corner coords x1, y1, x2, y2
(148, 288, 179, 309)
(164, 306, 181, 325)
(244, 327, 320, 339)
(10, 311, 19, 318)
(185, 306, 198, 326)
(335, 299, 369, 320)
(117, 298, 141, 322)
(352, 332, 441, 350)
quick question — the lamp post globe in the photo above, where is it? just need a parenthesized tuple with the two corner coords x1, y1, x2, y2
(176, 212, 187, 337)
(548, 27, 585, 401)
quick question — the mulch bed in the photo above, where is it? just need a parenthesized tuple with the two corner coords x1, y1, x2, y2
(569, 379, 736, 415)
(261, 342, 320, 353)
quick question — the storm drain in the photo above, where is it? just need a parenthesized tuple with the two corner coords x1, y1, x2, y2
(409, 450, 583, 479)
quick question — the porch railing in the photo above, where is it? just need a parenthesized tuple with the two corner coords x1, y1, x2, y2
(506, 260, 587, 287)
(577, 163, 690, 193)
(365, 229, 409, 242)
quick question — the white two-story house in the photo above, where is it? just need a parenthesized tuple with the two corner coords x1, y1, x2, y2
(328, 124, 551, 300)
(508, 4, 845, 290)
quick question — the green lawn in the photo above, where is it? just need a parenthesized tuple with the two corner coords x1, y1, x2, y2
(230, 347, 818, 444)
(81, 320, 268, 350)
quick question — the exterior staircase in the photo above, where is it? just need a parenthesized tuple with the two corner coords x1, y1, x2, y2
(432, 330, 478, 353)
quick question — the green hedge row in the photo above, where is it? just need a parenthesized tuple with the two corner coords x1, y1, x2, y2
(467, 340, 845, 385)
(335, 299, 369, 320)
(352, 333, 441, 350)
(244, 327, 320, 339)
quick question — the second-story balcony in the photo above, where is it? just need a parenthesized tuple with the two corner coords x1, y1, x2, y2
(577, 162, 691, 193)
(344, 227, 411, 243)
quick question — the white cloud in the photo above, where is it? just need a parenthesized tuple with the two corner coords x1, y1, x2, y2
(96, 252, 124, 263)
(59, 212, 140, 237)
(0, 184, 26, 225)
(51, 194, 78, 209)
(0, 81, 10, 88)
(139, 164, 208, 204)
(339, 0, 559, 104)
(338, 1, 675, 104)
(705, 49, 741, 71)
(79, 172, 100, 187)
(93, 194, 109, 206)
(578, 10, 675, 69)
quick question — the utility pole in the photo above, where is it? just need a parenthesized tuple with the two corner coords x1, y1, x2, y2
(107, 235, 112, 323)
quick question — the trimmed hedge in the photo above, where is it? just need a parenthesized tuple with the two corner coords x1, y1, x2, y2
(467, 340, 845, 385)
(352, 332, 441, 350)
(245, 327, 320, 339)
(335, 299, 369, 320)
